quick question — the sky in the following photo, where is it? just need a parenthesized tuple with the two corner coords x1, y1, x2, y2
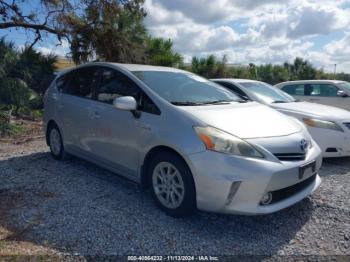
(2, 0, 350, 72)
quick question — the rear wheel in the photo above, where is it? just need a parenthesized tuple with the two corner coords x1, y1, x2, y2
(48, 125, 65, 160)
(149, 152, 196, 217)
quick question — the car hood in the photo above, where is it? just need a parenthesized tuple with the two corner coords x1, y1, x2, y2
(179, 102, 301, 139)
(271, 101, 350, 120)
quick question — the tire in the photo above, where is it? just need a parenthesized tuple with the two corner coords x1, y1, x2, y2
(148, 151, 196, 217)
(48, 124, 66, 160)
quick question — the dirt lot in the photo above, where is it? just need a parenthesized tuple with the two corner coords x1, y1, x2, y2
(0, 138, 349, 260)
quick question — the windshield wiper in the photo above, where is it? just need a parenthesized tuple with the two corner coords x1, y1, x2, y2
(170, 101, 206, 106)
(171, 100, 233, 106)
(272, 100, 288, 103)
(201, 100, 232, 105)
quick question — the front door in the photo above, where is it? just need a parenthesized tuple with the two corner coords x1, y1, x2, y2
(89, 67, 147, 177)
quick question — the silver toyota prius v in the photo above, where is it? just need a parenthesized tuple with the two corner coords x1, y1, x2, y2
(44, 62, 322, 217)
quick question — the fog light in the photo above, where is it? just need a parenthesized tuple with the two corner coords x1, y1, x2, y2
(260, 192, 273, 205)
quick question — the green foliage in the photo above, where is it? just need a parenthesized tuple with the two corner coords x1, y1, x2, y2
(191, 55, 229, 78)
(146, 37, 183, 67)
(66, 0, 148, 64)
(283, 57, 317, 81)
(188, 55, 344, 85)
(17, 48, 57, 96)
(0, 38, 56, 113)
(0, 122, 27, 138)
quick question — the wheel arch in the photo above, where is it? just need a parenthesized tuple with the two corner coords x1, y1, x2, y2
(140, 145, 196, 190)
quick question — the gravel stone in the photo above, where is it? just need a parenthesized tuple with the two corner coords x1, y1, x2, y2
(0, 139, 349, 256)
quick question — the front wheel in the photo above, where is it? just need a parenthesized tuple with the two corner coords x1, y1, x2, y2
(149, 152, 196, 217)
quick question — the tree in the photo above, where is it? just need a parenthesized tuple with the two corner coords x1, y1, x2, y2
(284, 57, 317, 80)
(16, 47, 57, 96)
(0, 38, 32, 112)
(191, 55, 228, 78)
(146, 37, 183, 67)
(0, 0, 71, 48)
(65, 0, 148, 64)
(0, 38, 57, 112)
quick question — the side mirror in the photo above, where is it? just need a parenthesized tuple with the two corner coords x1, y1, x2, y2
(337, 90, 349, 97)
(113, 96, 137, 111)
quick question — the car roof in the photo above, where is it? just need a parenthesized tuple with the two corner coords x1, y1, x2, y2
(64, 62, 183, 72)
(276, 79, 346, 86)
(56, 62, 185, 77)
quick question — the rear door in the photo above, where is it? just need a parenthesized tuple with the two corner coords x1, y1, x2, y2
(58, 66, 100, 151)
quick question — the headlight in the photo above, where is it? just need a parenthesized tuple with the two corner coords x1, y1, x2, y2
(303, 118, 344, 132)
(194, 126, 264, 158)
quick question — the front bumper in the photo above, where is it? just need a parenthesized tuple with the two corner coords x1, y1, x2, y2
(187, 144, 322, 215)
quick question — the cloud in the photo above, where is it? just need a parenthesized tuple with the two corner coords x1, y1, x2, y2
(325, 32, 350, 62)
(22, 0, 350, 72)
(145, 0, 350, 72)
(36, 39, 70, 57)
(287, 5, 350, 38)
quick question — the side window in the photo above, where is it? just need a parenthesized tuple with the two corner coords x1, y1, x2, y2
(217, 82, 247, 98)
(97, 68, 160, 115)
(64, 67, 100, 99)
(97, 68, 140, 104)
(56, 74, 69, 93)
(310, 84, 339, 97)
(281, 85, 304, 95)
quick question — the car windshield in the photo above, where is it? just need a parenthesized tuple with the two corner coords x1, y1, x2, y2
(239, 82, 297, 103)
(132, 71, 243, 105)
(338, 82, 350, 94)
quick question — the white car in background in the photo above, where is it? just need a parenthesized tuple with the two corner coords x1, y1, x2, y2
(212, 79, 350, 158)
(275, 80, 350, 111)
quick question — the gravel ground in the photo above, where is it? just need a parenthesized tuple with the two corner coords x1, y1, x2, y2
(0, 139, 349, 258)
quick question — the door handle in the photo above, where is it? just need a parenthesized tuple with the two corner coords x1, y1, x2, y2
(141, 124, 151, 131)
(93, 112, 101, 119)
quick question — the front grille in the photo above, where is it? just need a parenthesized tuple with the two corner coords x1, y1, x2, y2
(267, 174, 317, 205)
(343, 122, 350, 130)
(274, 153, 306, 161)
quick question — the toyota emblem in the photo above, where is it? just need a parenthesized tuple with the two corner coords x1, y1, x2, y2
(300, 139, 308, 152)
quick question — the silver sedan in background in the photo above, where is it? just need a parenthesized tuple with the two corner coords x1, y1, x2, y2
(275, 80, 350, 111)
(44, 63, 322, 217)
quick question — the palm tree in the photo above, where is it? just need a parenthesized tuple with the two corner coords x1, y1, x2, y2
(0, 38, 32, 114)
(146, 37, 183, 67)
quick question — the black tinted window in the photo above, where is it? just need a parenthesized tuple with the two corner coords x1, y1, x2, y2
(64, 67, 99, 98)
(97, 68, 140, 104)
(56, 74, 69, 93)
(97, 68, 160, 115)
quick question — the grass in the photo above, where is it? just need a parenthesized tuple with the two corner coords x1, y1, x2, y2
(55, 57, 75, 70)
(0, 123, 28, 138)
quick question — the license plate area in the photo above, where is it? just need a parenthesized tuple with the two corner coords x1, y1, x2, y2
(299, 160, 316, 180)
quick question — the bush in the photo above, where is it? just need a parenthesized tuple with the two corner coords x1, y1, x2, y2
(0, 122, 27, 138)
(0, 38, 56, 113)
